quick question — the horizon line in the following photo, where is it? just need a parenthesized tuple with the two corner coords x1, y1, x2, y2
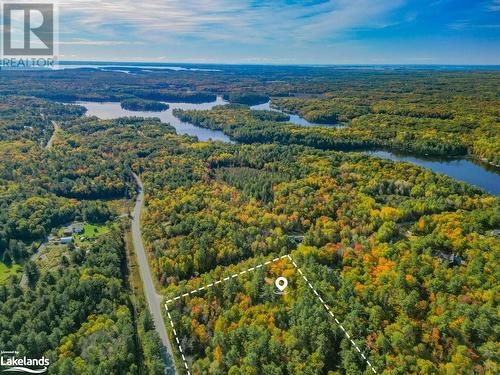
(58, 60, 500, 68)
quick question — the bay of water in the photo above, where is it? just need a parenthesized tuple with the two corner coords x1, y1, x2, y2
(75, 97, 232, 142)
(365, 151, 499, 195)
(251, 101, 339, 127)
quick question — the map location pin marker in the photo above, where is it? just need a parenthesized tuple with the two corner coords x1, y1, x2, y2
(275, 277, 288, 292)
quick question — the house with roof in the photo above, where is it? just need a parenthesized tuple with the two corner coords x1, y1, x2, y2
(59, 237, 73, 244)
(72, 223, 84, 234)
(63, 223, 85, 236)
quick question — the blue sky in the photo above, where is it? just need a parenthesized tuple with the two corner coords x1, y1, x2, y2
(55, 0, 499, 64)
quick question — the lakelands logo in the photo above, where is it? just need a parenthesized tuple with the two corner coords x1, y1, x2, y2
(0, 351, 49, 373)
(0, 1, 59, 69)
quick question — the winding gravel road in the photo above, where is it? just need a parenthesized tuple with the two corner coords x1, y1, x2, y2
(132, 173, 177, 374)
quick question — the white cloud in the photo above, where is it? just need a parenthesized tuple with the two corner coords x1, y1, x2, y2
(487, 0, 500, 11)
(448, 20, 469, 30)
(56, 0, 406, 44)
(59, 39, 144, 46)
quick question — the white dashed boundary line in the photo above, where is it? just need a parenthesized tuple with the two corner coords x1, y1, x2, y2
(164, 253, 377, 374)
(286, 254, 377, 374)
(165, 304, 191, 375)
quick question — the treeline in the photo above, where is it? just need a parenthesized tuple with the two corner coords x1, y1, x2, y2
(130, 89, 216, 103)
(1, 65, 498, 112)
(0, 189, 112, 262)
(250, 109, 290, 122)
(270, 83, 499, 164)
(0, 116, 166, 202)
(0, 140, 134, 200)
(0, 96, 85, 144)
(175, 106, 470, 156)
(272, 97, 454, 124)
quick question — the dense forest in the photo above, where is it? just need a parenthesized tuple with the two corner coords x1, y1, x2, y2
(175, 98, 496, 161)
(0, 96, 85, 144)
(140, 141, 498, 374)
(223, 93, 270, 106)
(0, 66, 498, 374)
(1, 229, 135, 373)
(0, 99, 165, 374)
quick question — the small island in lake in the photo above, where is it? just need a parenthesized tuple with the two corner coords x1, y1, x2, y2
(120, 98, 169, 112)
(224, 92, 270, 106)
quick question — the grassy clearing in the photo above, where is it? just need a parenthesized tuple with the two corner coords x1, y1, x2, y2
(0, 262, 21, 283)
(83, 223, 109, 238)
(56, 222, 109, 239)
(74, 223, 109, 247)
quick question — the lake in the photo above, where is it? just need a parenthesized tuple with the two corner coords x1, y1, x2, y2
(365, 151, 500, 196)
(74, 99, 499, 195)
(75, 97, 232, 142)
